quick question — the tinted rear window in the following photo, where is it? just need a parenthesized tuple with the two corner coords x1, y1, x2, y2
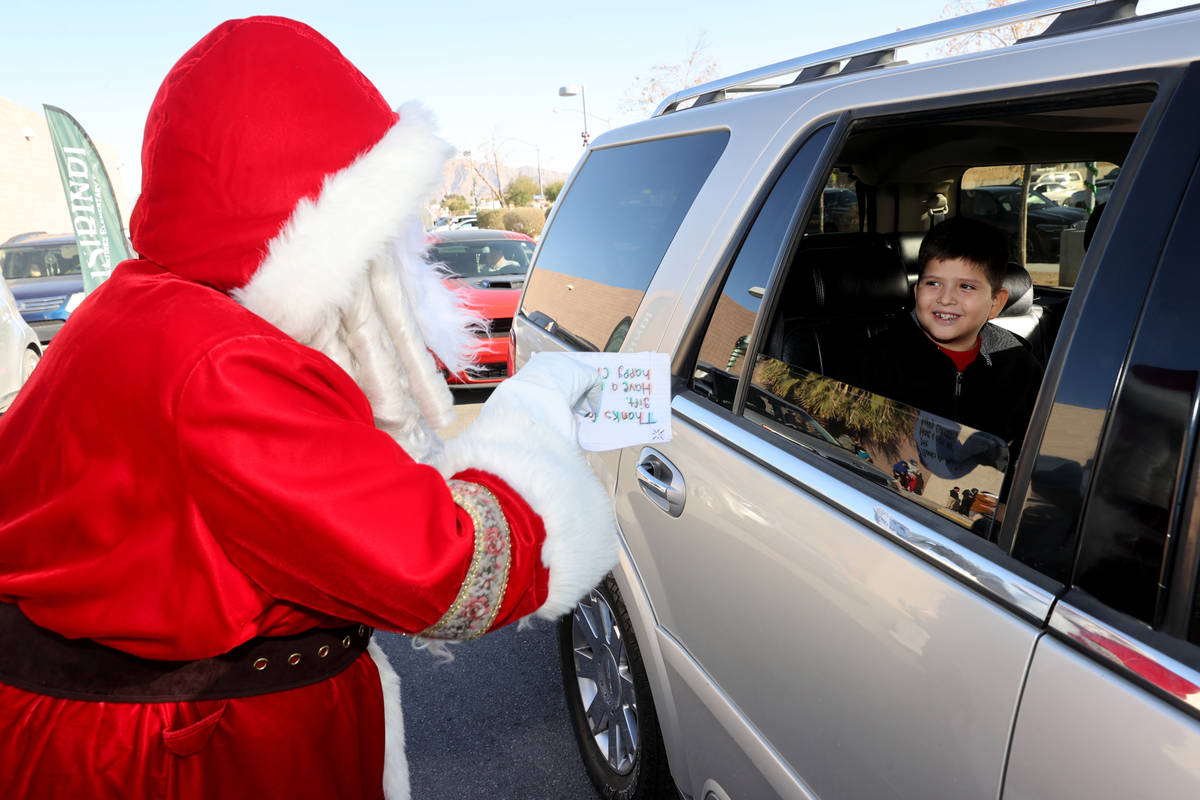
(521, 131, 729, 351)
(1, 243, 81, 279)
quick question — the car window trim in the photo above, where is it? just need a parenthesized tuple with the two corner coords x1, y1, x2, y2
(1050, 590, 1200, 721)
(673, 392, 1060, 624)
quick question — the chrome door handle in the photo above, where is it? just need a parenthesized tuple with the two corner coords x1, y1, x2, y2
(636, 447, 686, 517)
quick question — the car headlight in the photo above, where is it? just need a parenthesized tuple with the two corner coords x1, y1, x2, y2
(64, 292, 86, 313)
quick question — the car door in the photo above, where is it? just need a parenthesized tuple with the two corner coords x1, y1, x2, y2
(609, 120, 1053, 800)
(1003, 69, 1200, 797)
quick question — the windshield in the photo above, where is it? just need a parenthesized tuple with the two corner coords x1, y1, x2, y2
(429, 239, 534, 278)
(0, 244, 81, 279)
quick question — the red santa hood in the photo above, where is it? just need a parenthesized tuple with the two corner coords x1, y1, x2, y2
(131, 16, 479, 454)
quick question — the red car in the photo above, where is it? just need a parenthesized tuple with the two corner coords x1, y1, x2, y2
(425, 228, 536, 387)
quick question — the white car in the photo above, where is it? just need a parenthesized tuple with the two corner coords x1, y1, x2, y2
(1034, 170, 1084, 190)
(1032, 181, 1073, 204)
(0, 278, 41, 413)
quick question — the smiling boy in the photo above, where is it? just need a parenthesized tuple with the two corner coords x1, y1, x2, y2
(847, 217, 1043, 450)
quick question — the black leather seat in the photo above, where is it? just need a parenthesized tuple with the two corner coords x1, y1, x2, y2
(767, 233, 912, 376)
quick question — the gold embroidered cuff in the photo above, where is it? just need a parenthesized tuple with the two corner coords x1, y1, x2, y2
(419, 480, 513, 640)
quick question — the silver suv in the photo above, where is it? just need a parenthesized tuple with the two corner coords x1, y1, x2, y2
(513, 1, 1200, 798)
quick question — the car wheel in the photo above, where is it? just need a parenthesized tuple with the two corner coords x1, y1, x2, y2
(21, 346, 39, 383)
(558, 575, 677, 800)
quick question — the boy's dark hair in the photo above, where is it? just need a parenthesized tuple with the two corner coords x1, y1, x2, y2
(917, 217, 1009, 293)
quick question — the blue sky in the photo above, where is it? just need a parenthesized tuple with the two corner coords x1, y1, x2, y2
(3, 0, 1183, 201)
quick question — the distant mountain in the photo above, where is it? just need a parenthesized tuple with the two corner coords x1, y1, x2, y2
(436, 156, 568, 203)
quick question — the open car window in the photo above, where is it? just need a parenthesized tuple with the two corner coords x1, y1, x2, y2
(694, 86, 1156, 547)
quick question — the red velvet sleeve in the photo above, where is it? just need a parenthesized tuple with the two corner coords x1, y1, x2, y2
(176, 335, 546, 635)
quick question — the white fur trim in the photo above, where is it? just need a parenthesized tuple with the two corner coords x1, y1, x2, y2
(390, 229, 487, 376)
(432, 410, 618, 619)
(234, 103, 453, 342)
(369, 640, 411, 800)
(232, 102, 489, 461)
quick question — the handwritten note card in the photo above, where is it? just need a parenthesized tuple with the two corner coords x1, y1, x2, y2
(569, 352, 672, 452)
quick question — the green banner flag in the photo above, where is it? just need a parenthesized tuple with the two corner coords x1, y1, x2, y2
(43, 104, 134, 294)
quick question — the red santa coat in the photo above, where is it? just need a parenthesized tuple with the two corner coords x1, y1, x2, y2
(0, 17, 616, 799)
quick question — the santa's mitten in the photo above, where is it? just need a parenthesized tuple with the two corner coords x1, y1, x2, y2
(474, 352, 601, 446)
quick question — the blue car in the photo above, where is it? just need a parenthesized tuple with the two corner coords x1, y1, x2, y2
(0, 232, 85, 345)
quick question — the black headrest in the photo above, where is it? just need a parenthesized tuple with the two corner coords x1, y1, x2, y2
(999, 261, 1034, 316)
(787, 233, 911, 317)
(888, 232, 925, 272)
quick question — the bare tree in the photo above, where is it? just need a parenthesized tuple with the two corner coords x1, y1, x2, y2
(466, 138, 508, 208)
(621, 32, 719, 116)
(937, 0, 1050, 55)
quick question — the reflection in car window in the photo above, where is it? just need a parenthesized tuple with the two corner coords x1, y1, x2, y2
(747, 357, 1009, 536)
(522, 131, 728, 352)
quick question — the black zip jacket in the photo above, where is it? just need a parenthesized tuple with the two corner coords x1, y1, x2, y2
(842, 314, 1044, 449)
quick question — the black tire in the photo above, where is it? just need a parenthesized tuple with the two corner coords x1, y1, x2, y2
(558, 574, 678, 800)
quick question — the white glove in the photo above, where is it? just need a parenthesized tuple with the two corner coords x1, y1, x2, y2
(476, 352, 601, 443)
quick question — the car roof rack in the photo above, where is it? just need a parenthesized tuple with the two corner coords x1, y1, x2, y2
(653, 0, 1192, 116)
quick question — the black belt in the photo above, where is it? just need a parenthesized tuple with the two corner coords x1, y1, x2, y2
(0, 602, 372, 702)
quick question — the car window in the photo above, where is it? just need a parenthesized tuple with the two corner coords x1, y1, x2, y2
(692, 89, 1156, 553)
(804, 170, 860, 234)
(0, 244, 81, 279)
(428, 239, 533, 278)
(692, 125, 834, 409)
(521, 131, 728, 352)
(961, 161, 1121, 289)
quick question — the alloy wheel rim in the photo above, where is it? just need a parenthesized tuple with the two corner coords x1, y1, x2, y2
(570, 589, 639, 775)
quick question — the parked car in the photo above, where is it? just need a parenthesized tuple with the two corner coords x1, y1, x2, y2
(1033, 169, 1085, 190)
(0, 232, 84, 345)
(960, 185, 1088, 261)
(0, 278, 41, 414)
(430, 214, 478, 232)
(426, 228, 534, 386)
(1031, 180, 1073, 204)
(513, 2, 1200, 798)
(1066, 176, 1118, 209)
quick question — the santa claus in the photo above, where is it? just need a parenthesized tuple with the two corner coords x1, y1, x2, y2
(0, 16, 616, 799)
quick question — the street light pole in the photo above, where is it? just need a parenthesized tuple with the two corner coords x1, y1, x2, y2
(558, 85, 590, 147)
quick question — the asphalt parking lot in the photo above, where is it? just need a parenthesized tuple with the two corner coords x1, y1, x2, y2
(376, 386, 596, 800)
